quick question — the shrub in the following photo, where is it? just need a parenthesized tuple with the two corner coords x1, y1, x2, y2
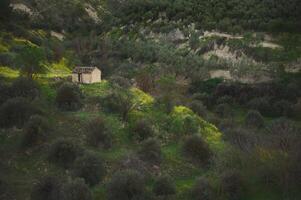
(245, 110, 264, 129)
(214, 82, 239, 99)
(153, 175, 176, 196)
(107, 170, 148, 200)
(11, 77, 39, 99)
(86, 117, 112, 149)
(220, 170, 244, 200)
(216, 95, 234, 105)
(120, 154, 149, 177)
(0, 81, 10, 105)
(16, 44, 46, 78)
(137, 138, 162, 165)
(293, 99, 301, 118)
(0, 97, 39, 128)
(191, 177, 214, 200)
(48, 139, 81, 169)
(247, 97, 272, 116)
(182, 115, 200, 135)
(214, 103, 232, 118)
(188, 100, 207, 118)
(217, 119, 235, 132)
(62, 178, 92, 200)
(102, 90, 134, 121)
(189, 78, 223, 94)
(22, 115, 50, 148)
(183, 135, 212, 166)
(0, 52, 15, 66)
(72, 152, 106, 186)
(110, 75, 131, 89)
(31, 176, 62, 200)
(223, 128, 256, 152)
(192, 92, 214, 108)
(132, 119, 154, 141)
(272, 100, 293, 117)
(268, 118, 298, 152)
(55, 83, 83, 111)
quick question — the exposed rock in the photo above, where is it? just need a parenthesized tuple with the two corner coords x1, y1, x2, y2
(167, 28, 185, 41)
(202, 31, 243, 40)
(50, 31, 65, 41)
(84, 4, 101, 23)
(259, 41, 282, 49)
(10, 3, 33, 15)
(210, 70, 232, 80)
(147, 28, 186, 42)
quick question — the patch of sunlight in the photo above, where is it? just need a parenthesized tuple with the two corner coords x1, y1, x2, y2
(0, 66, 19, 78)
(29, 30, 48, 39)
(42, 58, 71, 78)
(171, 106, 225, 151)
(130, 87, 154, 107)
(0, 43, 9, 53)
(12, 38, 37, 47)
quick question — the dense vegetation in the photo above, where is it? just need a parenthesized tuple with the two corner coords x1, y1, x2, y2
(0, 0, 301, 200)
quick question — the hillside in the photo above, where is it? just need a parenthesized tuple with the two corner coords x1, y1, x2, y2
(0, 0, 301, 200)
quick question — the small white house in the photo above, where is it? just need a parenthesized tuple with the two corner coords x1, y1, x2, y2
(72, 67, 101, 84)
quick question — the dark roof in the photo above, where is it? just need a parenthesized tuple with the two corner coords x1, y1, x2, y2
(72, 67, 98, 74)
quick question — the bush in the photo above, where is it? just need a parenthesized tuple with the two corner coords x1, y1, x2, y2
(31, 176, 62, 200)
(132, 119, 154, 141)
(11, 77, 39, 99)
(220, 170, 244, 200)
(120, 154, 149, 177)
(48, 139, 81, 169)
(214, 82, 239, 99)
(223, 128, 256, 152)
(216, 95, 234, 105)
(86, 117, 112, 149)
(191, 177, 214, 200)
(268, 118, 298, 152)
(217, 119, 235, 133)
(272, 100, 293, 117)
(0, 97, 39, 128)
(0, 81, 10, 105)
(102, 90, 134, 121)
(0, 52, 15, 66)
(182, 115, 200, 135)
(214, 103, 232, 118)
(137, 138, 162, 165)
(153, 175, 176, 196)
(183, 135, 212, 166)
(110, 75, 131, 89)
(247, 97, 272, 116)
(55, 83, 83, 111)
(107, 170, 148, 200)
(189, 78, 223, 94)
(188, 100, 207, 118)
(245, 110, 264, 129)
(72, 152, 106, 186)
(62, 178, 92, 200)
(293, 99, 301, 118)
(22, 115, 50, 148)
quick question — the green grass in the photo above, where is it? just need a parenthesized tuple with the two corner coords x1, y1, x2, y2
(80, 81, 111, 97)
(1, 62, 301, 200)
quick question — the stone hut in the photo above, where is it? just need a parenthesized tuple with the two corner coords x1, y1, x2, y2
(72, 67, 101, 84)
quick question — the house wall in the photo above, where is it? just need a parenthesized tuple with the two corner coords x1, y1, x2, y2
(71, 68, 102, 84)
(82, 73, 92, 83)
(91, 68, 101, 83)
(72, 74, 79, 82)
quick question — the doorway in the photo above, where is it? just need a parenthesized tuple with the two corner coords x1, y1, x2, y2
(78, 73, 82, 83)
